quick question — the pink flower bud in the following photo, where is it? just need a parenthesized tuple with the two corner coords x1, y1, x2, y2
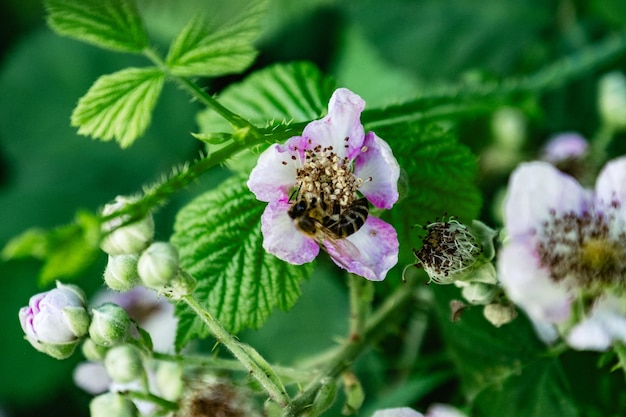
(18, 281, 90, 359)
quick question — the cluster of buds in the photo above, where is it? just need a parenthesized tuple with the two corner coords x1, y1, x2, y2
(101, 196, 196, 298)
(409, 216, 516, 327)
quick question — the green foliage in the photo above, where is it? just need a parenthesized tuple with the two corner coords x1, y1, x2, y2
(171, 175, 313, 347)
(71, 67, 165, 147)
(196, 61, 337, 171)
(165, 0, 268, 77)
(45, 0, 148, 53)
(380, 123, 482, 259)
(2, 211, 101, 285)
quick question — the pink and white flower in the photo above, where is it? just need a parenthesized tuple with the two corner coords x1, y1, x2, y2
(498, 157, 626, 350)
(247, 88, 400, 281)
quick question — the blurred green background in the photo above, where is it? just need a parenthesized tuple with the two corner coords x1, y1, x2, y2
(2, 0, 626, 416)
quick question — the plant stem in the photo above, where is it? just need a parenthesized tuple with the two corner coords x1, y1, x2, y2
(283, 280, 419, 417)
(152, 352, 314, 383)
(182, 294, 291, 407)
(122, 390, 179, 411)
(348, 274, 372, 341)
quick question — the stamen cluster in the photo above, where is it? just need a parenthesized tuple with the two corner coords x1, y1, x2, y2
(291, 140, 364, 208)
(535, 204, 626, 294)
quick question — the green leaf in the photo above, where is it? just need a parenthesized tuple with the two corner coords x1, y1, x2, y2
(472, 358, 579, 417)
(196, 61, 336, 172)
(165, 0, 268, 77)
(2, 211, 101, 285)
(171, 175, 312, 348)
(71, 67, 165, 148)
(45, 0, 148, 53)
(380, 123, 482, 262)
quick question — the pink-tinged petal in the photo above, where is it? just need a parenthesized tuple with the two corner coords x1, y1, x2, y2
(302, 88, 365, 159)
(567, 296, 626, 351)
(541, 132, 588, 163)
(354, 132, 400, 209)
(505, 162, 588, 239)
(325, 216, 398, 281)
(248, 142, 299, 203)
(261, 200, 319, 264)
(595, 156, 626, 216)
(497, 241, 572, 324)
(373, 408, 424, 417)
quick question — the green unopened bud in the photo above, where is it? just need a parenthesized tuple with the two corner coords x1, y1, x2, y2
(491, 107, 526, 151)
(90, 393, 138, 417)
(412, 217, 498, 285)
(460, 282, 498, 305)
(155, 361, 183, 401)
(104, 344, 144, 384)
(89, 303, 131, 347)
(101, 196, 154, 255)
(598, 71, 626, 131)
(104, 254, 140, 292)
(138, 242, 179, 288)
(308, 377, 337, 416)
(483, 303, 518, 327)
(81, 338, 109, 361)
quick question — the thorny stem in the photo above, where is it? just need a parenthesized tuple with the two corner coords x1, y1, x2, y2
(181, 294, 291, 407)
(283, 280, 420, 417)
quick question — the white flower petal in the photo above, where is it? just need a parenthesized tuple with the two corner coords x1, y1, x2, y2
(497, 242, 572, 324)
(301, 88, 365, 159)
(354, 132, 400, 209)
(325, 216, 398, 281)
(595, 156, 626, 221)
(248, 142, 299, 203)
(261, 200, 319, 265)
(504, 162, 588, 239)
(373, 407, 424, 417)
(567, 296, 626, 351)
(425, 404, 467, 417)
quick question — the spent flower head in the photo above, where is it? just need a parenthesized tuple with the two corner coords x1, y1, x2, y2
(18, 281, 90, 359)
(247, 88, 400, 281)
(498, 157, 626, 350)
(411, 217, 498, 285)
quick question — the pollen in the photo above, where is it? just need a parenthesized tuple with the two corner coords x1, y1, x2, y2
(293, 144, 362, 209)
(536, 208, 626, 294)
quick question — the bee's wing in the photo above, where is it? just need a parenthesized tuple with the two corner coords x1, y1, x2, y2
(318, 232, 361, 271)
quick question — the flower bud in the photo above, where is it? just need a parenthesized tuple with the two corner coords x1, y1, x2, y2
(18, 281, 90, 359)
(483, 303, 517, 327)
(155, 361, 183, 401)
(104, 254, 141, 292)
(104, 344, 144, 384)
(100, 196, 154, 255)
(138, 242, 179, 288)
(81, 338, 109, 361)
(598, 71, 626, 131)
(460, 282, 498, 305)
(89, 303, 131, 347)
(90, 393, 138, 417)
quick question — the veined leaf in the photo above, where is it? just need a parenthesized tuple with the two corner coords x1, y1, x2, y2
(72, 67, 165, 148)
(45, 0, 148, 53)
(381, 123, 482, 262)
(196, 61, 336, 172)
(171, 175, 312, 348)
(166, 0, 268, 77)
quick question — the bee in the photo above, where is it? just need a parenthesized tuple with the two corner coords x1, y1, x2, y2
(288, 194, 369, 264)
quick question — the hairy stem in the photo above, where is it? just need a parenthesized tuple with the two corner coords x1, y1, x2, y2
(283, 280, 419, 417)
(182, 294, 291, 407)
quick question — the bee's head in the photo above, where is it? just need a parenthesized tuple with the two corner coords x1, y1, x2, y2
(288, 199, 308, 219)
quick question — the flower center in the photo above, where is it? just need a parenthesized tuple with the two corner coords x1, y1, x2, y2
(535, 208, 626, 294)
(413, 218, 483, 284)
(293, 141, 363, 210)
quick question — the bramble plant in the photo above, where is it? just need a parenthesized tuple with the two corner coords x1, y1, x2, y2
(6, 0, 626, 416)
